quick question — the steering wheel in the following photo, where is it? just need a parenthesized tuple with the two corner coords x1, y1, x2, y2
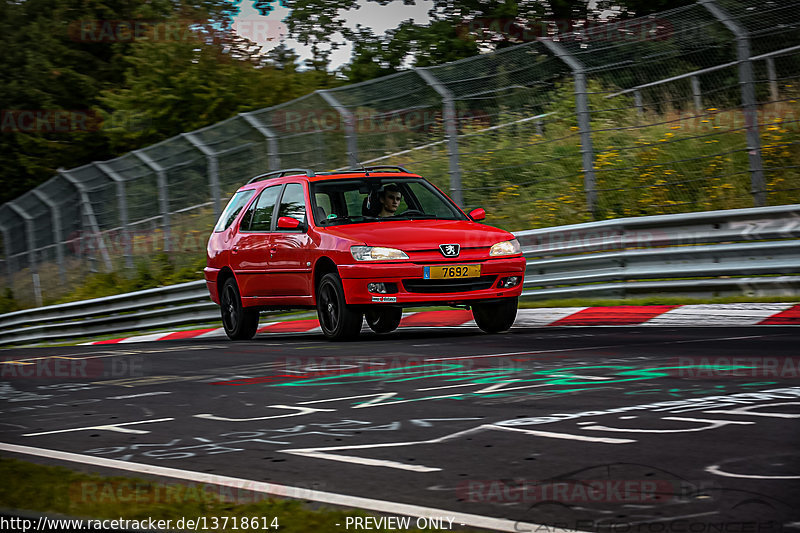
(398, 209, 425, 217)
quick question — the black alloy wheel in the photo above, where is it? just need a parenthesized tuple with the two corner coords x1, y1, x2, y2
(316, 273, 363, 340)
(220, 278, 260, 340)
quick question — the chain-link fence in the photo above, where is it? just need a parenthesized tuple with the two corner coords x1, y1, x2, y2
(2, 0, 799, 307)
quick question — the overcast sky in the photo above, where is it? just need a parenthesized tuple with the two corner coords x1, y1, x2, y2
(232, 0, 433, 69)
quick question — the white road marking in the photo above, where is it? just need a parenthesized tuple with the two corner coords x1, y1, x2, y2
(489, 424, 636, 444)
(706, 464, 800, 480)
(0, 442, 582, 533)
(643, 303, 795, 326)
(583, 417, 754, 434)
(119, 333, 172, 343)
(280, 425, 488, 471)
(513, 307, 588, 326)
(22, 418, 174, 437)
(195, 327, 227, 339)
(298, 393, 399, 405)
(194, 405, 335, 422)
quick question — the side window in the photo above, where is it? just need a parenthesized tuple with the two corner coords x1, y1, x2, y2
(214, 190, 255, 232)
(277, 183, 307, 224)
(242, 185, 281, 232)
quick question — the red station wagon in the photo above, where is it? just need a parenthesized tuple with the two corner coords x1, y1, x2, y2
(205, 166, 526, 340)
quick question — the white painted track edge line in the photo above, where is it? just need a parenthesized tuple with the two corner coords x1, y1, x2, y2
(0, 442, 588, 533)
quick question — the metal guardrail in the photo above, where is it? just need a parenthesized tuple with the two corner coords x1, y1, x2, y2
(0, 205, 798, 346)
(516, 204, 800, 300)
(0, 280, 218, 346)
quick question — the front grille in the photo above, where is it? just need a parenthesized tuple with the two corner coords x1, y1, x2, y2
(402, 276, 497, 294)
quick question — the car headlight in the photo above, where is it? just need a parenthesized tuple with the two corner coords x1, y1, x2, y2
(489, 239, 521, 257)
(351, 246, 409, 261)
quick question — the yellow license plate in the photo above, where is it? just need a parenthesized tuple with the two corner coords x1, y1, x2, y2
(424, 265, 481, 279)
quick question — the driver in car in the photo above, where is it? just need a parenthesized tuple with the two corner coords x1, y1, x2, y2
(378, 184, 402, 217)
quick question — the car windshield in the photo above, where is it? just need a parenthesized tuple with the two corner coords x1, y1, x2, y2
(309, 177, 466, 226)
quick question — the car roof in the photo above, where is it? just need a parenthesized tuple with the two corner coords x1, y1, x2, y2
(239, 167, 422, 190)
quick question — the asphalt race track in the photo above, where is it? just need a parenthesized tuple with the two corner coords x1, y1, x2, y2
(2, 326, 800, 532)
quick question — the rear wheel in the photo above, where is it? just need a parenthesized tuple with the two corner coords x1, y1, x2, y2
(317, 273, 363, 340)
(365, 307, 403, 333)
(472, 298, 517, 333)
(220, 278, 259, 340)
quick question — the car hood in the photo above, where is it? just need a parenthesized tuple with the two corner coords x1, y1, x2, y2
(321, 219, 514, 251)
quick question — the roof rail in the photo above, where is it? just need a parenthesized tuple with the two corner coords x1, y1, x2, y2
(247, 168, 316, 184)
(348, 165, 410, 174)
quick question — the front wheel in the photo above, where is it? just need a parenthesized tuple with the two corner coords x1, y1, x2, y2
(365, 307, 403, 333)
(317, 273, 363, 340)
(472, 298, 518, 333)
(220, 278, 259, 340)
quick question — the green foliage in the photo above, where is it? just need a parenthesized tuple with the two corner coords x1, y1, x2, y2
(0, 288, 20, 314)
(383, 80, 800, 231)
(0, 0, 339, 206)
(0, 456, 456, 533)
(54, 254, 207, 304)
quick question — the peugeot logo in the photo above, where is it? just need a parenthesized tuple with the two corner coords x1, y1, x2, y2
(439, 244, 460, 257)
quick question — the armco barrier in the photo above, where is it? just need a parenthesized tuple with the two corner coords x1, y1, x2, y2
(517, 204, 800, 300)
(1, 205, 798, 346)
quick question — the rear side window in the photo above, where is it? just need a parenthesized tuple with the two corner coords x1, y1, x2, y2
(242, 185, 282, 232)
(214, 190, 255, 232)
(277, 183, 307, 223)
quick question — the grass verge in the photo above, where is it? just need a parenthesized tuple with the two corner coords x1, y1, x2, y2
(0, 457, 463, 532)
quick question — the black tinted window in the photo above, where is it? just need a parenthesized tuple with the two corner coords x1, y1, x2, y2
(242, 185, 281, 231)
(277, 183, 306, 223)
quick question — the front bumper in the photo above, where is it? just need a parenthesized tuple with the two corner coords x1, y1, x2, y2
(338, 256, 526, 306)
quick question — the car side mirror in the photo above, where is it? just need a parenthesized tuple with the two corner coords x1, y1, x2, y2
(468, 208, 486, 221)
(277, 216, 304, 231)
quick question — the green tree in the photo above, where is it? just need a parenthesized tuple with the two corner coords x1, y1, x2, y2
(0, 0, 237, 205)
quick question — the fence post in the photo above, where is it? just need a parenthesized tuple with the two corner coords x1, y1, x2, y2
(634, 90, 644, 119)
(765, 57, 779, 103)
(239, 112, 281, 170)
(182, 133, 222, 220)
(538, 38, 597, 218)
(6, 202, 42, 306)
(31, 188, 66, 280)
(414, 67, 464, 206)
(691, 76, 703, 112)
(317, 90, 359, 167)
(701, 0, 766, 207)
(0, 223, 13, 290)
(133, 150, 171, 252)
(59, 169, 114, 273)
(95, 163, 133, 270)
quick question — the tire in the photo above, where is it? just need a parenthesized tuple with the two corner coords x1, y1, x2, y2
(472, 298, 518, 333)
(365, 307, 403, 333)
(220, 277, 260, 340)
(316, 273, 363, 340)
